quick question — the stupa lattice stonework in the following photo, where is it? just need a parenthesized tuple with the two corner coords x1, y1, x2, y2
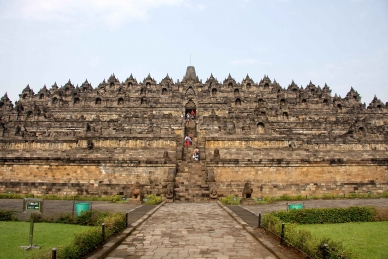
(0, 66, 387, 202)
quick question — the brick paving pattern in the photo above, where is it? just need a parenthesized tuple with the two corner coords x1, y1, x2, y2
(106, 203, 276, 259)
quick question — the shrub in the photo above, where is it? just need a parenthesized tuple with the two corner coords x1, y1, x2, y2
(0, 192, 27, 199)
(59, 227, 102, 259)
(262, 214, 356, 259)
(276, 194, 307, 201)
(103, 212, 126, 235)
(347, 193, 366, 199)
(54, 213, 77, 224)
(271, 206, 376, 224)
(0, 209, 18, 221)
(283, 224, 321, 256)
(111, 195, 122, 202)
(262, 213, 283, 235)
(373, 207, 388, 221)
(221, 194, 240, 205)
(28, 212, 126, 259)
(273, 207, 376, 224)
(263, 196, 275, 204)
(31, 213, 44, 223)
(278, 194, 292, 201)
(310, 194, 321, 200)
(143, 194, 162, 205)
(57, 213, 126, 259)
(76, 211, 109, 226)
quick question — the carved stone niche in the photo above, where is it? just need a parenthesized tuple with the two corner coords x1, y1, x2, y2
(242, 125, 251, 134)
(207, 169, 215, 182)
(86, 123, 91, 132)
(242, 182, 253, 198)
(288, 140, 297, 150)
(163, 150, 171, 161)
(213, 148, 220, 160)
(209, 183, 218, 199)
(87, 140, 94, 149)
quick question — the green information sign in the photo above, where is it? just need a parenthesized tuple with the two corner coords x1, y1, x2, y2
(20, 198, 44, 250)
(23, 198, 43, 214)
(26, 202, 40, 210)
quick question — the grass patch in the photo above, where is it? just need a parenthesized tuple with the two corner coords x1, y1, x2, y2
(0, 221, 94, 259)
(296, 221, 388, 259)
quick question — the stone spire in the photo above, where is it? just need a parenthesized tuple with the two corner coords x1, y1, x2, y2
(183, 66, 197, 81)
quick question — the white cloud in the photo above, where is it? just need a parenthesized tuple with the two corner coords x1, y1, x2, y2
(1, 0, 186, 28)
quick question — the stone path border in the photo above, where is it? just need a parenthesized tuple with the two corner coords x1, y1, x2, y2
(218, 202, 287, 259)
(106, 202, 278, 259)
(87, 202, 166, 259)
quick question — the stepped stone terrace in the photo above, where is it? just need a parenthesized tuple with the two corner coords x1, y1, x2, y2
(0, 66, 387, 202)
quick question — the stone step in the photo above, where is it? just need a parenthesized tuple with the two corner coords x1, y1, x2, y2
(175, 178, 207, 182)
(175, 175, 207, 180)
(175, 185, 208, 190)
(176, 172, 203, 176)
(179, 176, 203, 180)
(175, 185, 207, 189)
(175, 179, 207, 183)
(175, 191, 209, 195)
(176, 189, 208, 193)
(177, 166, 204, 169)
(176, 171, 205, 174)
(174, 181, 207, 186)
(178, 164, 203, 168)
(176, 173, 206, 177)
(175, 171, 206, 175)
(179, 125, 210, 202)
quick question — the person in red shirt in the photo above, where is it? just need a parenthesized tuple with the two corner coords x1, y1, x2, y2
(185, 135, 190, 147)
(190, 110, 196, 120)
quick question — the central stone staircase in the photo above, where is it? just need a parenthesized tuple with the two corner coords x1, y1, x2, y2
(174, 121, 210, 202)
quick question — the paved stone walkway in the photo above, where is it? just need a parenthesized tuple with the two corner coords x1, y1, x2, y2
(106, 203, 276, 259)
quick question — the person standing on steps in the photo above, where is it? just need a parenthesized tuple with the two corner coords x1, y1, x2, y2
(185, 135, 190, 147)
(191, 109, 196, 120)
(193, 147, 199, 161)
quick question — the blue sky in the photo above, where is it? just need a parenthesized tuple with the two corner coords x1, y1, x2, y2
(0, 0, 387, 105)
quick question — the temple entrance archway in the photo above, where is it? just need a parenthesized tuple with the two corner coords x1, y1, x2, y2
(185, 99, 197, 116)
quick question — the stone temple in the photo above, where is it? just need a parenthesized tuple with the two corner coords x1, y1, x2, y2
(0, 66, 387, 202)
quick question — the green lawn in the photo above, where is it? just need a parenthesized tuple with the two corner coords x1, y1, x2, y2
(296, 222, 388, 259)
(0, 221, 95, 259)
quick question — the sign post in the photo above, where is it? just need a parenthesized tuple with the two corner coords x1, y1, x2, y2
(20, 198, 43, 250)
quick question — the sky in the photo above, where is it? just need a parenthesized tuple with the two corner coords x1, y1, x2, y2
(0, 0, 387, 105)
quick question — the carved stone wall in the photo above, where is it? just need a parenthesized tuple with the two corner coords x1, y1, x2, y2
(0, 67, 387, 200)
(0, 164, 172, 197)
